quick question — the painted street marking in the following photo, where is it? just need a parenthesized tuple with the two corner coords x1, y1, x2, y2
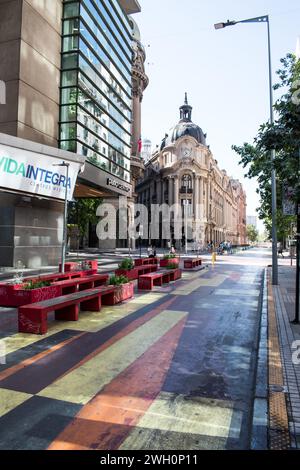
(38, 310, 188, 404)
(0, 388, 32, 418)
(172, 275, 227, 296)
(120, 392, 243, 450)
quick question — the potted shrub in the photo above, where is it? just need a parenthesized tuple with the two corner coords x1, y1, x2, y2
(105, 275, 134, 305)
(115, 258, 139, 280)
(165, 262, 179, 270)
(0, 279, 62, 307)
(160, 254, 180, 267)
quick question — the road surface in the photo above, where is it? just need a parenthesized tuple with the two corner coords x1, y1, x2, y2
(0, 248, 271, 450)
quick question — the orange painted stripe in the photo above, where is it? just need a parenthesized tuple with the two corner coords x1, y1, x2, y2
(59, 296, 177, 379)
(48, 317, 186, 450)
(0, 333, 86, 382)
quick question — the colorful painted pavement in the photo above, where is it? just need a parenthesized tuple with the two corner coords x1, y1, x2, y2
(0, 260, 264, 450)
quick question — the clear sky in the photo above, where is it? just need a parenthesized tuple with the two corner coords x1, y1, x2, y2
(135, 0, 300, 232)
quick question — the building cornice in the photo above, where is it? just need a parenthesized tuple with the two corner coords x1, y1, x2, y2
(119, 0, 141, 14)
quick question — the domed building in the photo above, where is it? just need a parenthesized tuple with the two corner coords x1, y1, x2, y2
(136, 95, 247, 249)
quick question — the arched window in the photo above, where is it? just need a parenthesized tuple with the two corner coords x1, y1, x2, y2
(181, 174, 192, 189)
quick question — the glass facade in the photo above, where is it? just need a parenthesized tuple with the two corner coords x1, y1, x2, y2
(60, 0, 133, 182)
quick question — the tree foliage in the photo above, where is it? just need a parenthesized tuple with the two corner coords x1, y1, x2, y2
(246, 224, 259, 243)
(233, 53, 300, 240)
(68, 198, 102, 237)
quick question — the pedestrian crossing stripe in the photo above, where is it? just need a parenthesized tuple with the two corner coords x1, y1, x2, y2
(38, 310, 188, 405)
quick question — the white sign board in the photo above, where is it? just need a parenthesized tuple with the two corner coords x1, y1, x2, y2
(0, 144, 81, 201)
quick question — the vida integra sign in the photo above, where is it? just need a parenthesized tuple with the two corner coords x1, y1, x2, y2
(0, 144, 80, 200)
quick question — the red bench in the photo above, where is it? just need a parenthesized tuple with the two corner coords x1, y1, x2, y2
(138, 268, 182, 290)
(134, 258, 158, 267)
(184, 258, 202, 269)
(115, 264, 157, 280)
(52, 274, 109, 295)
(59, 260, 98, 272)
(18, 286, 116, 335)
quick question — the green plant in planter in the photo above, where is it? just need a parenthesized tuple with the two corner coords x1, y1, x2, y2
(163, 254, 176, 259)
(165, 263, 179, 270)
(118, 258, 134, 270)
(24, 280, 51, 290)
(109, 275, 130, 286)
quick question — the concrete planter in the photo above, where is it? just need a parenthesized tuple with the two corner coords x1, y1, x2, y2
(103, 282, 134, 305)
(59, 260, 98, 273)
(0, 283, 62, 307)
(160, 257, 180, 268)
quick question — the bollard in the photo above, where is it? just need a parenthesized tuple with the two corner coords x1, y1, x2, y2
(212, 251, 217, 266)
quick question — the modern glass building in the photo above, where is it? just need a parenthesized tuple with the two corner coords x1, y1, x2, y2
(60, 0, 133, 183)
(0, 0, 143, 266)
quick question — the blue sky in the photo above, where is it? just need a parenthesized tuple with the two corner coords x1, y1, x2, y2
(135, 0, 300, 232)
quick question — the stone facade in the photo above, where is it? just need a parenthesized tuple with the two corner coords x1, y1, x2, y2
(136, 96, 247, 249)
(0, 0, 62, 146)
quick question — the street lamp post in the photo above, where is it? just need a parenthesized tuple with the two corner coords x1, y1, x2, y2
(214, 15, 278, 285)
(292, 149, 300, 324)
(53, 161, 70, 274)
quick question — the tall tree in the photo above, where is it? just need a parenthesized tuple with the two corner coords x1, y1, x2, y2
(68, 198, 102, 246)
(233, 53, 300, 240)
(247, 224, 259, 243)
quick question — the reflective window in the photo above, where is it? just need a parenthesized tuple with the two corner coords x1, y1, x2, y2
(78, 71, 131, 130)
(63, 18, 80, 35)
(61, 70, 77, 87)
(103, 0, 132, 38)
(60, 0, 133, 183)
(62, 52, 78, 70)
(82, 0, 132, 63)
(78, 37, 131, 97)
(78, 55, 131, 114)
(77, 89, 131, 145)
(83, 0, 132, 57)
(63, 2, 80, 18)
(60, 122, 77, 141)
(63, 35, 79, 52)
(81, 4, 131, 79)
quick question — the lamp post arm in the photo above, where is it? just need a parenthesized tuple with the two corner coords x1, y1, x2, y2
(238, 15, 268, 25)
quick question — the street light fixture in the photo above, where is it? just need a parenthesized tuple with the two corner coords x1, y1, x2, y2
(214, 14, 278, 285)
(53, 161, 70, 274)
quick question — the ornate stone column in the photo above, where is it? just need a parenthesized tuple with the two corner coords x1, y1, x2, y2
(168, 177, 173, 206)
(173, 176, 180, 246)
(199, 177, 204, 219)
(157, 178, 161, 204)
(194, 175, 199, 218)
(174, 176, 179, 206)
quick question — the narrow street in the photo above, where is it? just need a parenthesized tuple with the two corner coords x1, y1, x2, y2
(0, 248, 271, 450)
